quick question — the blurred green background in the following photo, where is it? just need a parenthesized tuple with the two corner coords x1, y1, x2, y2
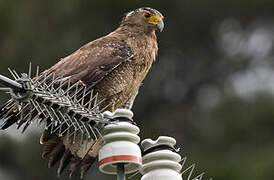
(1, 0, 274, 179)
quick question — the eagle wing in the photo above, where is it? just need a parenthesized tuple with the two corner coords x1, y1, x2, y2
(45, 40, 133, 89)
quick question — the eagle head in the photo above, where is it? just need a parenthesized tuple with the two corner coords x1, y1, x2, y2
(122, 7, 164, 32)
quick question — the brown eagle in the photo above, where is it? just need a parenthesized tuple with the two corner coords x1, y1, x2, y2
(0, 7, 164, 178)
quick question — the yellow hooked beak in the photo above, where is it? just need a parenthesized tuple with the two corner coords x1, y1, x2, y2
(147, 14, 164, 32)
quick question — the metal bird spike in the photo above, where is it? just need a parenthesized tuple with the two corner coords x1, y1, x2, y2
(180, 156, 213, 180)
(0, 64, 110, 144)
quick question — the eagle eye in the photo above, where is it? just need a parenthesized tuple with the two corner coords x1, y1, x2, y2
(144, 12, 152, 18)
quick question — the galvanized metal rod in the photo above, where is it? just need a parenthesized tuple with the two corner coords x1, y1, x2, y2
(0, 74, 22, 89)
(117, 163, 126, 180)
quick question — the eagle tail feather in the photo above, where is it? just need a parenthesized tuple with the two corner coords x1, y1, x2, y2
(57, 149, 73, 177)
(80, 156, 96, 179)
(41, 129, 99, 178)
(48, 142, 66, 168)
(68, 158, 82, 179)
(0, 100, 19, 130)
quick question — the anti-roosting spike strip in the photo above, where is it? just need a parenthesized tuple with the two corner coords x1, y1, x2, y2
(0, 65, 110, 144)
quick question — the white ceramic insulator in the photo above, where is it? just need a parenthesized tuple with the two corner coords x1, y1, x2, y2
(98, 109, 142, 175)
(140, 136, 182, 180)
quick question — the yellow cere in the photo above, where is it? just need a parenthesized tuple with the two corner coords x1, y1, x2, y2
(147, 14, 162, 25)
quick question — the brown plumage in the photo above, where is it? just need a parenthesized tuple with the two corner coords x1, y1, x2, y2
(0, 7, 164, 178)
